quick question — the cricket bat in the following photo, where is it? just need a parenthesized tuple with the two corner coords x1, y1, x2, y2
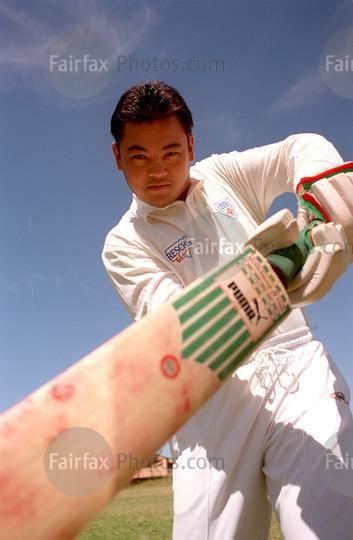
(0, 210, 318, 539)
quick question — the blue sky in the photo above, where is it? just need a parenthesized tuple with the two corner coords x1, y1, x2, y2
(1, 0, 353, 414)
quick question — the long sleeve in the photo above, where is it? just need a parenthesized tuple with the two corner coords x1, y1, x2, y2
(205, 133, 343, 222)
(102, 236, 183, 322)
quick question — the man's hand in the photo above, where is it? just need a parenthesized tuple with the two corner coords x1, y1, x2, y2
(296, 162, 353, 261)
(246, 209, 350, 307)
(286, 221, 349, 306)
(245, 208, 299, 257)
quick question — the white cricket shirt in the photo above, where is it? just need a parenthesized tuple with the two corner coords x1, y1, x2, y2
(102, 133, 343, 345)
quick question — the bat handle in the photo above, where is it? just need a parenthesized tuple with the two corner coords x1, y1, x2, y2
(266, 219, 323, 289)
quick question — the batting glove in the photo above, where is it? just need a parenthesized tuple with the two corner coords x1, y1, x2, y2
(296, 162, 353, 261)
(246, 209, 350, 307)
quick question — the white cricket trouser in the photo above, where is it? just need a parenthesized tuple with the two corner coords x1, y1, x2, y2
(171, 329, 353, 540)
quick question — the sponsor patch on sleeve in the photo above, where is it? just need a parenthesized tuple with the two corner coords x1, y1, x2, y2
(213, 197, 237, 218)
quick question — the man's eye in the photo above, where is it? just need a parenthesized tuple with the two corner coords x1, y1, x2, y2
(132, 155, 146, 160)
(165, 152, 179, 157)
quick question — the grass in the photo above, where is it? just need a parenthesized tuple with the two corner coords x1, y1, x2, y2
(79, 476, 283, 539)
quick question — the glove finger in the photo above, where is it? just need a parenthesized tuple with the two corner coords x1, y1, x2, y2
(312, 173, 353, 215)
(311, 222, 348, 253)
(312, 175, 353, 251)
(296, 205, 311, 231)
(288, 247, 349, 307)
(288, 223, 347, 292)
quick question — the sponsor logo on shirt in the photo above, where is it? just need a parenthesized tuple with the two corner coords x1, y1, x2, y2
(165, 235, 192, 264)
(213, 197, 237, 218)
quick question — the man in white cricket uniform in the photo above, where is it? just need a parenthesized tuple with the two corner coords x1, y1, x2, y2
(102, 81, 353, 539)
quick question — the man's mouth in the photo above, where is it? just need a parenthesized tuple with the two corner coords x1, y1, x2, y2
(146, 184, 171, 191)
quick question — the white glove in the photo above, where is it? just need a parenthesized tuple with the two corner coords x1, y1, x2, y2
(246, 209, 350, 307)
(245, 208, 299, 257)
(296, 163, 353, 261)
(309, 172, 353, 261)
(286, 221, 349, 306)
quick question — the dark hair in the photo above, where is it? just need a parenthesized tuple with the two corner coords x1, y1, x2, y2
(110, 80, 193, 143)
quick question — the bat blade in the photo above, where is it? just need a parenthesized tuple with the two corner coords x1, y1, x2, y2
(0, 245, 290, 539)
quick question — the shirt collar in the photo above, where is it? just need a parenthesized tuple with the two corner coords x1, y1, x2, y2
(130, 176, 204, 220)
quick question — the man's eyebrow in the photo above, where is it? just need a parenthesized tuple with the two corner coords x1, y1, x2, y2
(126, 142, 183, 153)
(127, 144, 146, 153)
(162, 142, 183, 150)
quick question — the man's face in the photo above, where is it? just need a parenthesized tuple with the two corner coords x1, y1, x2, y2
(112, 115, 194, 208)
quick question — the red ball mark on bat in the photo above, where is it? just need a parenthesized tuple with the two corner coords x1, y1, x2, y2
(0, 421, 15, 438)
(169, 384, 191, 437)
(175, 383, 191, 416)
(0, 472, 37, 522)
(51, 382, 75, 402)
(46, 413, 69, 444)
(55, 526, 82, 540)
(160, 355, 180, 379)
(209, 370, 221, 388)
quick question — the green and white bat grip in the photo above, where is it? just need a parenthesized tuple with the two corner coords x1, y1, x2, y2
(266, 219, 323, 288)
(171, 217, 325, 382)
(171, 244, 290, 380)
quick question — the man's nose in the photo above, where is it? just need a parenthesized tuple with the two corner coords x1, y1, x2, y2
(147, 162, 168, 179)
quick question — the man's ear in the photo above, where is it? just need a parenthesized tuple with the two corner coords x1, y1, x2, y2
(112, 142, 123, 170)
(188, 133, 195, 162)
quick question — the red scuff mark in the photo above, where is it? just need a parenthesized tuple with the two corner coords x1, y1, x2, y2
(175, 383, 191, 416)
(0, 399, 38, 445)
(54, 415, 69, 435)
(209, 370, 220, 387)
(46, 413, 69, 444)
(0, 421, 15, 438)
(54, 526, 81, 540)
(168, 383, 193, 437)
(0, 471, 37, 522)
(169, 372, 220, 438)
(51, 383, 75, 402)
